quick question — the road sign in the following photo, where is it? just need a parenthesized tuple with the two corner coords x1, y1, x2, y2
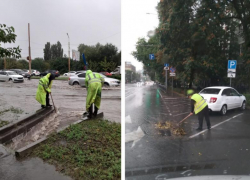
(164, 67, 169, 70)
(170, 73, 176, 76)
(164, 63, 169, 67)
(227, 72, 236, 78)
(149, 54, 155, 60)
(170, 67, 176, 73)
(228, 69, 236, 73)
(228, 60, 237, 69)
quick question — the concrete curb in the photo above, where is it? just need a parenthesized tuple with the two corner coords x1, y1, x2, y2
(0, 108, 54, 144)
(15, 112, 104, 158)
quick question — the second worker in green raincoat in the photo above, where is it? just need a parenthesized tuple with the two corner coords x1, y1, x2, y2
(85, 70, 104, 118)
(35, 73, 55, 108)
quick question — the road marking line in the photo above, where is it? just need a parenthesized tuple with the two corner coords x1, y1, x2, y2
(157, 89, 163, 98)
(173, 103, 190, 106)
(173, 112, 190, 117)
(189, 113, 244, 139)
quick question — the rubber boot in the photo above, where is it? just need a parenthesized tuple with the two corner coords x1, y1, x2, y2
(87, 104, 93, 119)
(93, 106, 98, 118)
(46, 93, 52, 107)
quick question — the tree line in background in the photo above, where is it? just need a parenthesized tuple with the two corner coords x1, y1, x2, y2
(0, 24, 121, 74)
(133, 0, 250, 92)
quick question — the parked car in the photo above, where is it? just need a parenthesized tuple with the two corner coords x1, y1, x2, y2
(31, 69, 40, 76)
(40, 70, 60, 77)
(68, 72, 120, 87)
(10, 69, 31, 78)
(63, 71, 76, 76)
(111, 66, 121, 75)
(0, 71, 24, 82)
(75, 71, 86, 75)
(199, 86, 246, 115)
(99, 72, 112, 76)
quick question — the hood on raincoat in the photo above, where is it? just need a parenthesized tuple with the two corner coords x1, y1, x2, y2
(86, 70, 92, 78)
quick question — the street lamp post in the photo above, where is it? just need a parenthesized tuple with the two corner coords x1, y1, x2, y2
(67, 33, 70, 72)
(131, 71, 133, 83)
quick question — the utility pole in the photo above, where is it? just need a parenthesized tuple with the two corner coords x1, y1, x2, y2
(3, 43, 6, 69)
(67, 33, 70, 72)
(165, 69, 168, 91)
(28, 23, 31, 74)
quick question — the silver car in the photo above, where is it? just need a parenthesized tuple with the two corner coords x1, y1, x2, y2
(0, 71, 24, 82)
(68, 72, 120, 87)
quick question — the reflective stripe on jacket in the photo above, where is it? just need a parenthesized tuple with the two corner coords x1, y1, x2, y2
(191, 93, 207, 114)
(35, 73, 53, 105)
(85, 72, 104, 87)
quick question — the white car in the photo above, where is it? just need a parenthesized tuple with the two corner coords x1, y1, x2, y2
(0, 71, 24, 83)
(199, 86, 246, 115)
(63, 71, 76, 76)
(68, 72, 120, 87)
(32, 69, 40, 76)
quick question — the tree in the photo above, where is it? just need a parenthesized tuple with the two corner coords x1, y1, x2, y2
(0, 24, 21, 58)
(45, 41, 63, 60)
(99, 57, 110, 72)
(78, 43, 121, 72)
(43, 42, 51, 61)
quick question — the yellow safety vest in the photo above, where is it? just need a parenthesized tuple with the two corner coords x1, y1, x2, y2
(191, 93, 207, 114)
(87, 73, 102, 84)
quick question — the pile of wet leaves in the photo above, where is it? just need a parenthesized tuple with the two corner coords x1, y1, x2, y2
(155, 121, 186, 136)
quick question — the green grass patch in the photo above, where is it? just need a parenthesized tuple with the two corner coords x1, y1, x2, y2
(31, 76, 69, 81)
(30, 119, 121, 180)
(243, 94, 250, 106)
(0, 120, 9, 128)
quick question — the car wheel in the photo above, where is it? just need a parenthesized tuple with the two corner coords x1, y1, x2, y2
(241, 101, 246, 110)
(220, 105, 227, 115)
(73, 82, 79, 85)
(104, 82, 109, 87)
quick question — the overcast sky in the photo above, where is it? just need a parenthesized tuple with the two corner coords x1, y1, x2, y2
(1, 0, 121, 59)
(122, 0, 159, 71)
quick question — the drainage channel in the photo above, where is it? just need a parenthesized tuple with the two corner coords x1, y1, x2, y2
(0, 107, 54, 144)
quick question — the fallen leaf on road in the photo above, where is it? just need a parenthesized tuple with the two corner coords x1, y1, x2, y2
(199, 152, 202, 156)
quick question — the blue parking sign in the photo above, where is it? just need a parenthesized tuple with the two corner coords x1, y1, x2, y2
(228, 60, 237, 69)
(164, 63, 169, 67)
(149, 54, 155, 60)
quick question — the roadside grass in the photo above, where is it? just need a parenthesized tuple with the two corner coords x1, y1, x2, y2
(243, 94, 250, 106)
(31, 76, 69, 81)
(30, 119, 121, 180)
(0, 120, 9, 128)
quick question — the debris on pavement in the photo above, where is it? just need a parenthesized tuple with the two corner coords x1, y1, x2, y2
(154, 121, 186, 136)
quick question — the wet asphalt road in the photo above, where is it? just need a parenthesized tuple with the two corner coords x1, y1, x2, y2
(0, 79, 120, 180)
(125, 83, 250, 179)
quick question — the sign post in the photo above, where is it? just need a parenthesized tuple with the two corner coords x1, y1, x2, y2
(164, 64, 169, 91)
(227, 60, 237, 87)
(169, 67, 176, 96)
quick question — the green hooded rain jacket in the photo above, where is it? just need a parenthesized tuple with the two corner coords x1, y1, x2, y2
(35, 73, 53, 105)
(85, 70, 104, 110)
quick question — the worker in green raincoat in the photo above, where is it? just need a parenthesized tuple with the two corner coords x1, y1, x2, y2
(36, 73, 55, 108)
(85, 70, 104, 118)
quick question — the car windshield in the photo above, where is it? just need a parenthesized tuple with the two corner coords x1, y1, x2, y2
(7, 72, 17, 75)
(200, 88, 221, 94)
(99, 74, 107, 78)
